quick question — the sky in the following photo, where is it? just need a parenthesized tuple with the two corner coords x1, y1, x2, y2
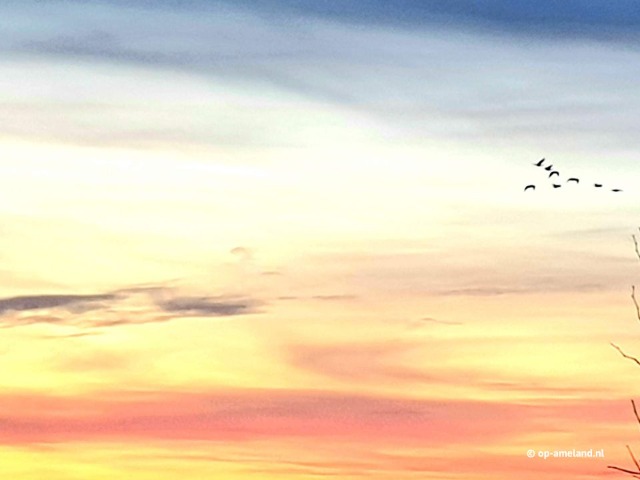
(2, 1, 640, 478)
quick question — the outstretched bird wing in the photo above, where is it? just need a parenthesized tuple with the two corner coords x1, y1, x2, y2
(567, 178, 579, 183)
(534, 158, 545, 166)
(548, 171, 559, 178)
(552, 184, 561, 188)
(524, 185, 535, 191)
(544, 165, 554, 171)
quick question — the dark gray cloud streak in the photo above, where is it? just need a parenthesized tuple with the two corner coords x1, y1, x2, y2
(0, 294, 115, 315)
(0, 286, 259, 330)
(158, 296, 256, 316)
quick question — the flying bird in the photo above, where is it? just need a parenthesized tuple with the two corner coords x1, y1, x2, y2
(527, 159, 625, 194)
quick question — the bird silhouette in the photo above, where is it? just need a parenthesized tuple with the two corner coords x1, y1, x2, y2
(528, 159, 626, 194)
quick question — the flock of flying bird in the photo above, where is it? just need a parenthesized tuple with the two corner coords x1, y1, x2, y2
(524, 158, 622, 192)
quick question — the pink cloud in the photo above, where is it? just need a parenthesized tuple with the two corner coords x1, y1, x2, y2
(0, 388, 632, 449)
(0, 388, 635, 479)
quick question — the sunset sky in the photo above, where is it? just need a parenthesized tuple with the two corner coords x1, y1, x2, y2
(2, 1, 640, 478)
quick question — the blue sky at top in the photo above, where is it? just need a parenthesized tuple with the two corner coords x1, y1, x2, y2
(17, 0, 640, 38)
(1, 0, 639, 181)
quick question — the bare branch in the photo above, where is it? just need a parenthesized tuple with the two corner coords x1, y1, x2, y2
(627, 444, 640, 472)
(609, 231, 640, 478)
(632, 400, 640, 430)
(608, 465, 640, 475)
(632, 286, 640, 323)
(611, 343, 640, 368)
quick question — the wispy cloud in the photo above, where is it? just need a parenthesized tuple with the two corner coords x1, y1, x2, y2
(305, 247, 629, 299)
(157, 296, 257, 317)
(17, 30, 186, 67)
(0, 293, 115, 315)
(229, 246, 253, 262)
(416, 317, 463, 326)
(39, 1, 640, 40)
(0, 387, 628, 451)
(0, 285, 260, 330)
(274, 294, 357, 302)
(2, 0, 640, 155)
(218, 0, 640, 40)
(287, 341, 439, 384)
(310, 294, 358, 301)
(437, 283, 608, 297)
(438, 287, 523, 297)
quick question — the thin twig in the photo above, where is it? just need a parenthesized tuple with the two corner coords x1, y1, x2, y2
(608, 465, 640, 475)
(633, 232, 640, 261)
(632, 286, 640, 323)
(627, 444, 640, 472)
(611, 343, 640, 368)
(632, 400, 640, 431)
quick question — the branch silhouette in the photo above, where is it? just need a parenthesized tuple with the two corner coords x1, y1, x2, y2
(611, 343, 640, 368)
(608, 465, 640, 478)
(632, 286, 640, 324)
(608, 230, 640, 477)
